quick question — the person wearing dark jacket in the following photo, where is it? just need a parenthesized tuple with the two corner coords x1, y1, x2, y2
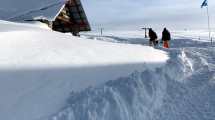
(162, 28, 171, 48)
(148, 28, 158, 46)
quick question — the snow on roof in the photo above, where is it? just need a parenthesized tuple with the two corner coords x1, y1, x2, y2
(0, 0, 66, 21)
(52, 0, 91, 33)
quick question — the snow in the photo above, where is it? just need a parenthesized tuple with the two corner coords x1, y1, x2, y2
(172, 30, 215, 42)
(0, 0, 66, 21)
(0, 21, 168, 69)
(51, 30, 215, 120)
(0, 21, 168, 120)
(51, 46, 215, 120)
(1, 20, 215, 120)
(82, 29, 215, 43)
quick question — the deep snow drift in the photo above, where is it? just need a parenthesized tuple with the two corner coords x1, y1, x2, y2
(52, 47, 215, 120)
(50, 31, 215, 120)
(0, 21, 168, 120)
(0, 20, 215, 120)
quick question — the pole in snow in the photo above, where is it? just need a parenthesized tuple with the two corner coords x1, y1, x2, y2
(206, 6, 212, 45)
(201, 0, 212, 44)
(100, 28, 104, 36)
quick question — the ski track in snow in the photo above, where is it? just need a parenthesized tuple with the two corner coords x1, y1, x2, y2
(50, 34, 215, 120)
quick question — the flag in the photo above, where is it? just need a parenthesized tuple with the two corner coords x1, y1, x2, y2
(201, 0, 208, 8)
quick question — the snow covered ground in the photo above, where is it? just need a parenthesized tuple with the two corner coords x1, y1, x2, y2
(0, 21, 168, 120)
(50, 31, 215, 120)
(82, 29, 215, 43)
(0, 20, 215, 120)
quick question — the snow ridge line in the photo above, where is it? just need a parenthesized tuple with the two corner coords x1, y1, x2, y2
(49, 49, 190, 120)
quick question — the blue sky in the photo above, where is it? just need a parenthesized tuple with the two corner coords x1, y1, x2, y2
(81, 0, 215, 30)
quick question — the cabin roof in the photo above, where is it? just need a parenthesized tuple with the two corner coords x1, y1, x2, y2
(0, 0, 91, 33)
(52, 0, 91, 33)
(0, 0, 67, 21)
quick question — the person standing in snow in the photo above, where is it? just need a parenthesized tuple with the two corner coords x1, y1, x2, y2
(162, 28, 171, 48)
(148, 28, 158, 46)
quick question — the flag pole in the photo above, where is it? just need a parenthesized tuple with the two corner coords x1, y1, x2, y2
(206, 5, 212, 44)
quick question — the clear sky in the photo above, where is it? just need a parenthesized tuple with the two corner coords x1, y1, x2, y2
(81, 0, 215, 31)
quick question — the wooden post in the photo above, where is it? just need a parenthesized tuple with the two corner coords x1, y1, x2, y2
(100, 28, 104, 36)
(142, 27, 151, 38)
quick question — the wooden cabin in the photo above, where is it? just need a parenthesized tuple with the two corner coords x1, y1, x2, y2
(50, 0, 91, 36)
(6, 0, 91, 36)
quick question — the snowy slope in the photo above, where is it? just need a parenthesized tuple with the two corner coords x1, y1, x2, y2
(50, 31, 215, 120)
(51, 46, 215, 120)
(1, 20, 214, 120)
(0, 21, 168, 120)
(82, 29, 215, 44)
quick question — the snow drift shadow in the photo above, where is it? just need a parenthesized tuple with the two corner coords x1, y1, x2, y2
(0, 62, 165, 120)
(50, 48, 215, 120)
